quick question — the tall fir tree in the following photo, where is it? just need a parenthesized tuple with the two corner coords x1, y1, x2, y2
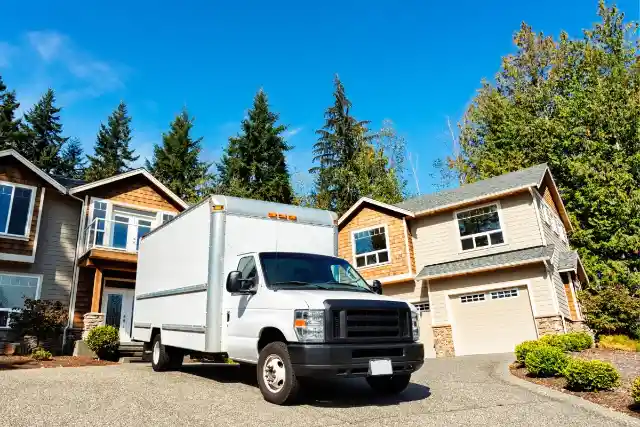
(146, 109, 214, 203)
(85, 101, 138, 181)
(0, 76, 23, 150)
(20, 89, 67, 174)
(310, 76, 403, 215)
(216, 89, 293, 203)
(56, 138, 86, 179)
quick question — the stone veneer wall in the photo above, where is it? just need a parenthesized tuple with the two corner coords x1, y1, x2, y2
(82, 312, 105, 339)
(535, 315, 565, 336)
(433, 325, 454, 357)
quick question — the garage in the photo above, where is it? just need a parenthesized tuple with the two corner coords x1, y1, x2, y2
(415, 301, 436, 358)
(450, 286, 537, 356)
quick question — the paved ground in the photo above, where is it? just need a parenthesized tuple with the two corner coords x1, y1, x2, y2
(0, 353, 637, 426)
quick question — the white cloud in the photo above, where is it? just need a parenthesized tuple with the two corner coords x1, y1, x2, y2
(27, 31, 64, 61)
(0, 42, 16, 68)
(283, 126, 303, 138)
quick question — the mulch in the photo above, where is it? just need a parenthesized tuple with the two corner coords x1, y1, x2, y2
(0, 355, 117, 370)
(510, 347, 640, 419)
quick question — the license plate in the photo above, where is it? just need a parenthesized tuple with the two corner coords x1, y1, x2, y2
(369, 359, 392, 376)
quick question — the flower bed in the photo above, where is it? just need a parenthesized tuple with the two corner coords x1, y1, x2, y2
(0, 355, 117, 370)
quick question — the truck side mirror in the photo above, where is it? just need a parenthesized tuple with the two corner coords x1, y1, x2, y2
(227, 271, 243, 293)
(371, 280, 383, 295)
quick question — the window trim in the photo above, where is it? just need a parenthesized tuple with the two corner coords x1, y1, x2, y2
(0, 272, 43, 329)
(453, 201, 507, 253)
(351, 224, 392, 270)
(0, 180, 37, 240)
(490, 288, 519, 299)
(460, 293, 486, 304)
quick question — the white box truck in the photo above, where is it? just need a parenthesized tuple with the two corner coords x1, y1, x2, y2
(132, 195, 424, 404)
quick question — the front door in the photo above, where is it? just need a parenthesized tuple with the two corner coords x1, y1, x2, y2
(111, 213, 154, 252)
(101, 287, 135, 342)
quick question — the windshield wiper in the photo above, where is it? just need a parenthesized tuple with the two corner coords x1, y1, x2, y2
(270, 281, 332, 290)
(321, 281, 373, 293)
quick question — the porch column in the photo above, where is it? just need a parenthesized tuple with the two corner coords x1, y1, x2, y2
(91, 267, 103, 312)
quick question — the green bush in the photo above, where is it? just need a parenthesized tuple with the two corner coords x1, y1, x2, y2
(524, 345, 569, 377)
(85, 325, 119, 360)
(539, 332, 594, 352)
(9, 298, 67, 348)
(632, 378, 640, 404)
(515, 340, 545, 364)
(564, 359, 621, 391)
(579, 286, 640, 337)
(598, 335, 639, 352)
(31, 347, 52, 361)
(539, 334, 566, 350)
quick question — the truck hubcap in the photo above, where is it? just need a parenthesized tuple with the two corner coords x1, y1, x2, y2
(263, 354, 286, 393)
(153, 341, 160, 365)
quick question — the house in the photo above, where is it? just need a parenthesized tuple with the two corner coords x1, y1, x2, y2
(0, 149, 188, 349)
(338, 164, 588, 358)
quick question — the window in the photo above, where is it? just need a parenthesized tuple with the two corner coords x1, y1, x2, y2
(0, 273, 40, 328)
(0, 182, 35, 237)
(352, 226, 390, 268)
(237, 256, 257, 282)
(460, 293, 485, 303)
(91, 201, 107, 246)
(456, 204, 504, 251)
(414, 301, 430, 312)
(162, 213, 175, 224)
(490, 288, 519, 299)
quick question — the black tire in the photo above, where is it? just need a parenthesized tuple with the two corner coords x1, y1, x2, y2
(257, 342, 300, 405)
(151, 333, 173, 372)
(366, 374, 411, 394)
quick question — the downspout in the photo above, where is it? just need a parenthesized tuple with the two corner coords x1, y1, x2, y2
(62, 193, 87, 350)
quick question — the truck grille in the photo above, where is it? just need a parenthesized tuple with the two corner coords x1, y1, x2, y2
(325, 300, 412, 343)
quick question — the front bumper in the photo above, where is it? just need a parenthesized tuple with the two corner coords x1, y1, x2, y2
(288, 342, 424, 378)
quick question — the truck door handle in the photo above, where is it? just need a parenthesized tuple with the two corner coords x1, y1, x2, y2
(227, 311, 230, 322)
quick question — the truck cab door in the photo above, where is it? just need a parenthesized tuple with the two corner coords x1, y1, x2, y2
(225, 254, 262, 362)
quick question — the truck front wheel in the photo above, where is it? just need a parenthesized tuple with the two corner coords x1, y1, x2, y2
(257, 342, 300, 405)
(151, 334, 175, 372)
(366, 374, 411, 394)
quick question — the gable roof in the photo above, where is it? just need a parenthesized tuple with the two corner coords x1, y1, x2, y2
(0, 149, 68, 193)
(338, 197, 413, 226)
(68, 169, 189, 209)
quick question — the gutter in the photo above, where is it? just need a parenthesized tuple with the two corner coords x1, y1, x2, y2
(62, 193, 87, 350)
(416, 256, 551, 281)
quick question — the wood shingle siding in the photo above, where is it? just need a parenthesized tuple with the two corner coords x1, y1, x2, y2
(81, 176, 182, 213)
(338, 207, 411, 280)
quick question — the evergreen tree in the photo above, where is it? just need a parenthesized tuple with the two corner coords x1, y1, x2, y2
(310, 76, 403, 215)
(446, 2, 640, 292)
(216, 90, 293, 203)
(20, 89, 67, 173)
(56, 138, 86, 179)
(85, 102, 138, 181)
(146, 109, 214, 203)
(0, 76, 23, 150)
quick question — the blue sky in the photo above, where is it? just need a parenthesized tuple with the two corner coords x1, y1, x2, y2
(0, 1, 637, 195)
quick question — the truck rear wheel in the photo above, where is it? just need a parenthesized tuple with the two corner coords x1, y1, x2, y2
(151, 334, 174, 372)
(366, 374, 411, 394)
(257, 342, 299, 405)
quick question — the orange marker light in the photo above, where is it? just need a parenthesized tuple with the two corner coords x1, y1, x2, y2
(277, 213, 287, 219)
(287, 215, 297, 221)
(268, 212, 277, 218)
(294, 319, 306, 327)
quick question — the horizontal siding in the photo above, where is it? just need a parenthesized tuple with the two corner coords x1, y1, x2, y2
(411, 191, 544, 268)
(0, 190, 81, 308)
(383, 280, 428, 302)
(551, 269, 570, 319)
(428, 264, 557, 325)
(84, 176, 182, 213)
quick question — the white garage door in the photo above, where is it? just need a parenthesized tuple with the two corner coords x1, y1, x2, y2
(415, 301, 436, 359)
(451, 286, 537, 356)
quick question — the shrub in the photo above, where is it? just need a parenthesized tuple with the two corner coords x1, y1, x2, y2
(562, 332, 593, 352)
(9, 299, 67, 349)
(539, 334, 566, 350)
(85, 325, 119, 360)
(524, 345, 569, 377)
(579, 286, 640, 337)
(632, 378, 640, 404)
(564, 359, 621, 391)
(598, 335, 639, 352)
(515, 340, 545, 364)
(31, 347, 52, 361)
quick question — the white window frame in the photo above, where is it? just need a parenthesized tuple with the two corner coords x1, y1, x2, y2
(414, 301, 430, 312)
(351, 224, 391, 269)
(0, 180, 37, 240)
(0, 272, 42, 329)
(490, 288, 519, 299)
(460, 293, 486, 303)
(454, 202, 507, 253)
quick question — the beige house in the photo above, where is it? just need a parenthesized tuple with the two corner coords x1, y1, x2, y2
(338, 164, 588, 358)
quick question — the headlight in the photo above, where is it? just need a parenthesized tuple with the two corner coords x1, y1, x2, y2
(411, 311, 420, 341)
(294, 309, 324, 342)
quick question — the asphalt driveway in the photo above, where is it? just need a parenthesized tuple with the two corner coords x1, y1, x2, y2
(0, 353, 637, 426)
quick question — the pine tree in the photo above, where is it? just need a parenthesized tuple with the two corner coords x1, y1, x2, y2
(56, 138, 86, 179)
(216, 89, 293, 203)
(85, 102, 138, 181)
(310, 75, 403, 215)
(146, 109, 214, 203)
(0, 76, 23, 150)
(20, 89, 68, 174)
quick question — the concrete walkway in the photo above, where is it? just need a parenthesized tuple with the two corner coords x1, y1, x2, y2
(0, 353, 637, 426)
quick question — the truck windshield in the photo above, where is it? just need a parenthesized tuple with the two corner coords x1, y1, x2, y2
(259, 252, 372, 293)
